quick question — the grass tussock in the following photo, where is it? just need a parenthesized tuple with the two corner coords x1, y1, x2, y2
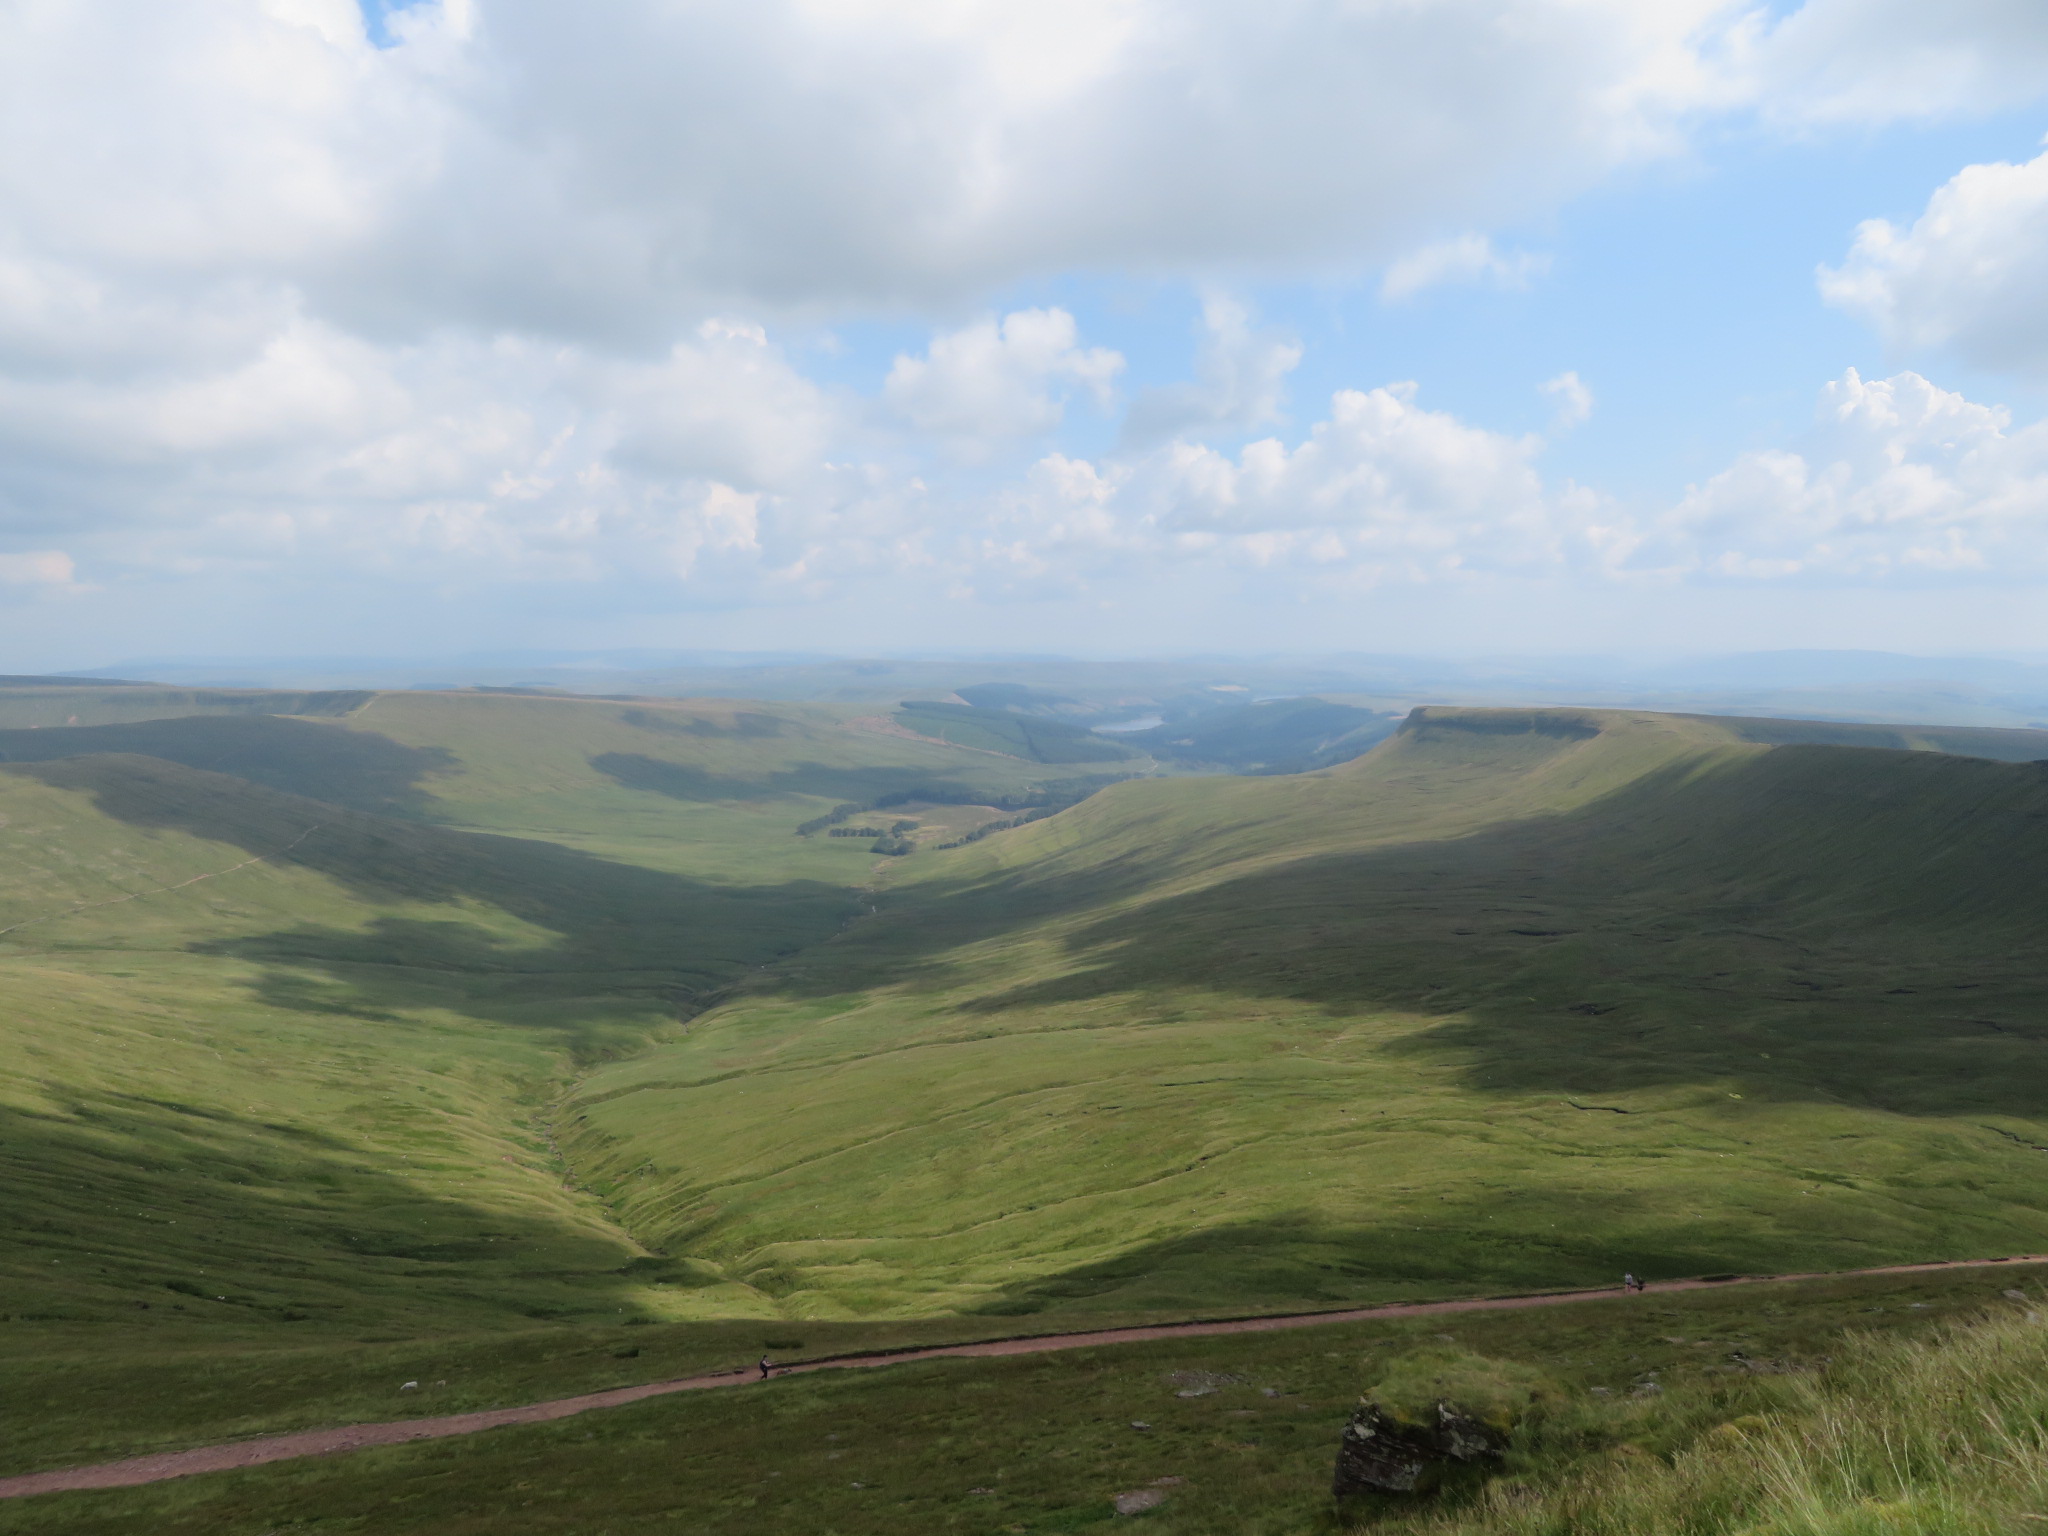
(1408, 1305, 2048, 1536)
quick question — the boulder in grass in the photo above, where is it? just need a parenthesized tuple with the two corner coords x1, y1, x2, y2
(1331, 1401, 1509, 1496)
(1331, 1348, 1548, 1500)
(1332, 1402, 1440, 1494)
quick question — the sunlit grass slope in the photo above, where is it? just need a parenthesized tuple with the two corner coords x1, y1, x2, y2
(562, 708, 2048, 1319)
(0, 687, 1164, 1459)
(13, 1264, 2036, 1535)
(0, 685, 1126, 879)
(0, 747, 872, 1358)
(333, 689, 1123, 876)
(0, 690, 1163, 1481)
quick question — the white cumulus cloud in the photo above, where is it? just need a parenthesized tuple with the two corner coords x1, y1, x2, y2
(883, 308, 1122, 448)
(0, 0, 2045, 642)
(1649, 369, 2048, 579)
(985, 380, 1615, 589)
(1821, 142, 2048, 373)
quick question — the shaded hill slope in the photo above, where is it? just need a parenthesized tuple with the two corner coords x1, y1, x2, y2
(0, 750, 860, 1349)
(559, 708, 2048, 1319)
(0, 714, 455, 815)
(0, 689, 1138, 884)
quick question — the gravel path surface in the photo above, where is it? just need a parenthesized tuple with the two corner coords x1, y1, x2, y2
(6, 1253, 2043, 1501)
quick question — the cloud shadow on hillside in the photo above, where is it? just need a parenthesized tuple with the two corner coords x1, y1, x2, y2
(958, 1192, 1847, 1320)
(2, 756, 855, 1043)
(0, 1089, 648, 1342)
(590, 751, 993, 806)
(0, 715, 456, 817)
(782, 744, 2048, 1122)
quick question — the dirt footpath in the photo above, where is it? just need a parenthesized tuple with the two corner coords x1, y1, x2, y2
(5, 1253, 2043, 1501)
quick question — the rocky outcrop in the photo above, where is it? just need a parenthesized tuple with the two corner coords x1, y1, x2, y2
(1332, 1400, 1511, 1498)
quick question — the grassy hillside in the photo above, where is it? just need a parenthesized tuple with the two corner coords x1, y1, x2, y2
(0, 739, 949, 1385)
(559, 707, 2048, 1319)
(0, 678, 1135, 1336)
(9, 1263, 2036, 1534)
(12, 690, 2048, 1521)
(0, 688, 1161, 1467)
(341, 690, 1132, 871)
(0, 687, 1133, 881)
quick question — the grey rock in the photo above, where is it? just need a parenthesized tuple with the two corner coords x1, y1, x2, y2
(1114, 1488, 1167, 1515)
(1435, 1405, 1507, 1460)
(1332, 1400, 1509, 1499)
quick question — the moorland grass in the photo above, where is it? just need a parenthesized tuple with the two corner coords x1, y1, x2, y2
(3, 1264, 2034, 1535)
(560, 709, 2048, 1317)
(9, 692, 2048, 1527)
(336, 690, 1125, 878)
(1408, 1291, 2048, 1536)
(0, 749, 875, 1416)
(0, 695, 1153, 1474)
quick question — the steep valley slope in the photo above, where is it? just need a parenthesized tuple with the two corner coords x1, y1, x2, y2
(0, 688, 1122, 1359)
(9, 689, 2048, 1478)
(562, 707, 2048, 1318)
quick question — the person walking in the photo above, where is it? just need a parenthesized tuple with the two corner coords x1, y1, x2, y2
(758, 1354, 772, 1380)
(1623, 1272, 1640, 1293)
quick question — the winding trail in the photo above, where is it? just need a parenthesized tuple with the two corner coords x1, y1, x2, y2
(5, 1253, 2045, 1502)
(0, 822, 326, 939)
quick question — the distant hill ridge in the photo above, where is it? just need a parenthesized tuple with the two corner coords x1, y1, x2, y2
(1399, 703, 2048, 763)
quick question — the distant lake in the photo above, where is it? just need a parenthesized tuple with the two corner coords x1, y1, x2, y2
(1093, 714, 1163, 733)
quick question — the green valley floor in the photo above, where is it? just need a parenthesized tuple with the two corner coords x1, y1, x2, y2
(5, 686, 2048, 1531)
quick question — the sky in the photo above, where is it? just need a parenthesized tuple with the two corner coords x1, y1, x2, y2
(5, 0, 2048, 668)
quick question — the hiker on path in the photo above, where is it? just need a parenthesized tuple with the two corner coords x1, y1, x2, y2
(1623, 1272, 1640, 1293)
(758, 1355, 772, 1380)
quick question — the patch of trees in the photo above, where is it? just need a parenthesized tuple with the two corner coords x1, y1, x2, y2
(796, 802, 865, 836)
(871, 774, 1128, 815)
(798, 773, 1130, 846)
(934, 809, 1052, 849)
